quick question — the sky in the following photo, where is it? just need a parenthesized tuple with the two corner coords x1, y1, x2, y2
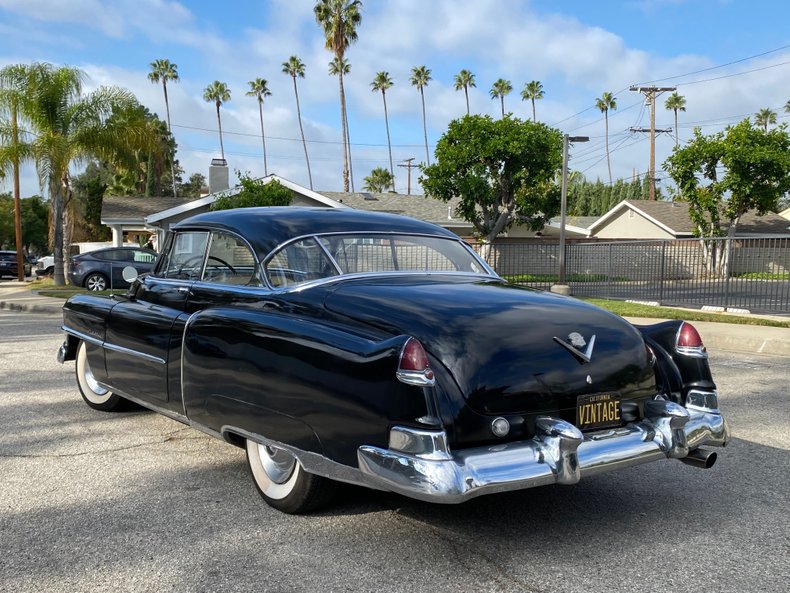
(1, 0, 789, 197)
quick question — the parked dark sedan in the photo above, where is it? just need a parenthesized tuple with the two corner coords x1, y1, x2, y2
(68, 246, 157, 291)
(57, 208, 729, 514)
(0, 250, 32, 279)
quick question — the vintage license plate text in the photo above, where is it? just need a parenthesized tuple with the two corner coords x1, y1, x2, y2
(577, 393, 622, 430)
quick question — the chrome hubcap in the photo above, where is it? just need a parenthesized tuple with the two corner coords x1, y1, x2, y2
(258, 445, 296, 484)
(87, 276, 106, 291)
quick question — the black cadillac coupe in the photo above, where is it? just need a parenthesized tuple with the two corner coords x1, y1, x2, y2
(58, 207, 729, 513)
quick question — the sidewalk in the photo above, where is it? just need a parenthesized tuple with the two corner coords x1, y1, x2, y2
(1, 281, 789, 356)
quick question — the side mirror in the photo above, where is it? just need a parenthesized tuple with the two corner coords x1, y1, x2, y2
(122, 266, 139, 283)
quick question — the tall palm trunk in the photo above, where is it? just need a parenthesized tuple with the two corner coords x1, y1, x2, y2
(382, 90, 394, 190)
(338, 71, 350, 191)
(51, 174, 65, 286)
(345, 113, 355, 192)
(215, 101, 225, 161)
(162, 80, 177, 196)
(420, 89, 430, 165)
(464, 86, 470, 116)
(673, 108, 679, 147)
(604, 111, 612, 185)
(257, 100, 268, 175)
(531, 98, 536, 122)
(11, 103, 24, 281)
(500, 96, 505, 118)
(292, 76, 313, 190)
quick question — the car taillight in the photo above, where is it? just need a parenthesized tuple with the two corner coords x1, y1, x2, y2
(396, 337, 436, 387)
(676, 322, 706, 358)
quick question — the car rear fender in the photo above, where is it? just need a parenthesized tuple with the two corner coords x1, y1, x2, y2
(180, 306, 440, 467)
(637, 321, 716, 404)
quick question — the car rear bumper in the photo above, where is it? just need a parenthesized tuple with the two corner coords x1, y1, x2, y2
(357, 398, 729, 504)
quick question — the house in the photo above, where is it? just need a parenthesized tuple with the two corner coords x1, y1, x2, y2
(588, 200, 790, 239)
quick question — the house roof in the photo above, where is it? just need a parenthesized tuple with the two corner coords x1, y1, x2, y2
(102, 195, 195, 223)
(321, 192, 470, 227)
(589, 199, 790, 237)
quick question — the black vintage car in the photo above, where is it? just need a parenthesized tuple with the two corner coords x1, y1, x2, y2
(58, 208, 729, 513)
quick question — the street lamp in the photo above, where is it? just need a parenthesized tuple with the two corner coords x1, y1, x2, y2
(550, 134, 589, 296)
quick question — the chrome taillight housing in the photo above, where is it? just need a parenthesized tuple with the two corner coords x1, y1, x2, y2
(676, 322, 707, 358)
(396, 337, 436, 387)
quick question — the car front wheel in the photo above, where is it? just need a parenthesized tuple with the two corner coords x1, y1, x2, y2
(245, 439, 336, 514)
(76, 341, 125, 411)
(84, 273, 108, 291)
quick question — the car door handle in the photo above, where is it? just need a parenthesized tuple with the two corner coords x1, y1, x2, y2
(177, 286, 190, 294)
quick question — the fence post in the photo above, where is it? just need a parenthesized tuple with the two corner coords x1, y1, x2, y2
(659, 241, 666, 303)
(607, 243, 613, 298)
(723, 236, 733, 310)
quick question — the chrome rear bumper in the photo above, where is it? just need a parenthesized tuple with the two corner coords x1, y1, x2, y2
(357, 400, 729, 504)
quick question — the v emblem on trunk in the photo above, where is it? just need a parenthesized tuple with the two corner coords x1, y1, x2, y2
(553, 334, 596, 364)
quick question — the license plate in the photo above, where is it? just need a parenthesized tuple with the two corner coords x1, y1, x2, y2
(576, 393, 622, 431)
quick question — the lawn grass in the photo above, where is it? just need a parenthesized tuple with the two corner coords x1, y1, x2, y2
(29, 278, 121, 299)
(504, 273, 630, 283)
(581, 297, 790, 328)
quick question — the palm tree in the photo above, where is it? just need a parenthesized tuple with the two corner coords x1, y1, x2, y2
(314, 0, 362, 192)
(521, 80, 544, 122)
(148, 58, 179, 196)
(24, 64, 154, 285)
(282, 56, 313, 189)
(202, 81, 231, 161)
(329, 57, 354, 191)
(755, 107, 777, 131)
(664, 92, 686, 147)
(363, 167, 394, 192)
(246, 78, 271, 176)
(596, 91, 618, 184)
(0, 64, 35, 281)
(489, 79, 512, 118)
(371, 71, 394, 190)
(410, 65, 432, 165)
(453, 69, 475, 116)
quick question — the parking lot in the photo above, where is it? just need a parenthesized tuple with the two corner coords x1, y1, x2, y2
(1, 310, 788, 593)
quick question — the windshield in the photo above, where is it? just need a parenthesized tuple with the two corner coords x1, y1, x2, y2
(265, 234, 490, 288)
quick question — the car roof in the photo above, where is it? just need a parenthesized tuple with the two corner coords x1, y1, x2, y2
(173, 207, 460, 257)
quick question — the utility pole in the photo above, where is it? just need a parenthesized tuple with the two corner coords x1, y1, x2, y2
(629, 86, 675, 200)
(397, 158, 417, 195)
(550, 134, 588, 296)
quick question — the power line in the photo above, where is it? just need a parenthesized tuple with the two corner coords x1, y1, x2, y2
(675, 59, 790, 87)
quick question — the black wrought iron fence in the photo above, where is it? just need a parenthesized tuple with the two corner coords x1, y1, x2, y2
(473, 236, 790, 314)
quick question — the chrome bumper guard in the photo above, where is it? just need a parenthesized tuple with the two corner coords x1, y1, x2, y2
(357, 399, 729, 504)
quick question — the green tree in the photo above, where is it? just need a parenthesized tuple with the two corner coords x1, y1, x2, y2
(362, 167, 394, 192)
(147, 58, 179, 196)
(521, 80, 544, 122)
(283, 56, 313, 189)
(489, 78, 513, 118)
(664, 91, 686, 147)
(179, 172, 207, 198)
(421, 115, 563, 242)
(596, 91, 617, 185)
(754, 107, 777, 132)
(785, 99, 790, 114)
(314, 0, 362, 192)
(72, 161, 113, 241)
(371, 71, 395, 190)
(246, 77, 272, 176)
(24, 64, 154, 285)
(210, 173, 293, 210)
(410, 65, 432, 165)
(453, 69, 475, 116)
(329, 57, 355, 191)
(203, 81, 231, 161)
(664, 120, 790, 274)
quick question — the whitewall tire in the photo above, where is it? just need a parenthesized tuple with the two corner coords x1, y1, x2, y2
(76, 341, 125, 411)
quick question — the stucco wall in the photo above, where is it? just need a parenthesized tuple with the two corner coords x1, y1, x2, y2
(593, 211, 677, 240)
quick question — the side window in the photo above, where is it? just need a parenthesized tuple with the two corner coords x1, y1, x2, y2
(266, 238, 338, 288)
(163, 232, 209, 280)
(132, 250, 156, 263)
(202, 232, 260, 286)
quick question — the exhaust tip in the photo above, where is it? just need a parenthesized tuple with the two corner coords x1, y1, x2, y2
(680, 448, 717, 469)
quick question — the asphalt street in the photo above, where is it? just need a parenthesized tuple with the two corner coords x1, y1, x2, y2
(0, 310, 788, 593)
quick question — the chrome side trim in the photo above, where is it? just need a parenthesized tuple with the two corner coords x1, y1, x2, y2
(180, 310, 201, 418)
(357, 404, 730, 504)
(62, 326, 103, 347)
(63, 325, 165, 365)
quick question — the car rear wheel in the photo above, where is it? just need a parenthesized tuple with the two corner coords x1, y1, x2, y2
(245, 439, 336, 514)
(76, 341, 125, 411)
(84, 273, 108, 291)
